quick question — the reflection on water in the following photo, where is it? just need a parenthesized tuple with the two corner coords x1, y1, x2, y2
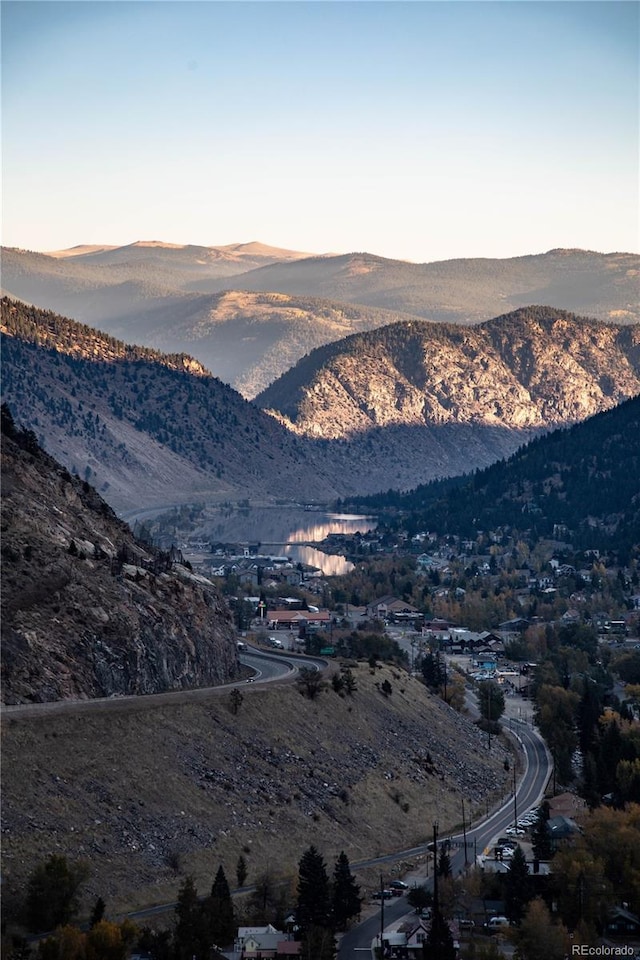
(203, 508, 375, 576)
(280, 544, 356, 577)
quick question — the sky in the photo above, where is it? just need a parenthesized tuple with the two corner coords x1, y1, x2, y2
(2, 0, 638, 263)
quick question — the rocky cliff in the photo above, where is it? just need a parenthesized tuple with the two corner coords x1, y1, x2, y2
(1, 411, 240, 704)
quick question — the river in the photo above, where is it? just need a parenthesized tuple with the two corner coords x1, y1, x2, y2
(199, 506, 376, 576)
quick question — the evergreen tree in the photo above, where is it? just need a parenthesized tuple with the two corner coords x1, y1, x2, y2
(174, 877, 208, 960)
(298, 924, 336, 960)
(437, 847, 452, 879)
(297, 845, 332, 933)
(531, 801, 553, 861)
(236, 854, 248, 888)
(504, 845, 532, 923)
(423, 907, 456, 960)
(89, 896, 106, 928)
(204, 865, 235, 948)
(578, 679, 601, 756)
(26, 854, 88, 932)
(478, 680, 505, 724)
(331, 851, 362, 930)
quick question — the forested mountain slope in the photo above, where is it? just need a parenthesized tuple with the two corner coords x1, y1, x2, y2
(346, 395, 640, 559)
(0, 298, 339, 511)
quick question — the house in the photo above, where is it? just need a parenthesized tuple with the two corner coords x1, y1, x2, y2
(265, 610, 331, 630)
(603, 905, 640, 938)
(546, 815, 581, 850)
(366, 596, 421, 620)
(473, 655, 498, 673)
(499, 618, 530, 634)
(230, 925, 301, 959)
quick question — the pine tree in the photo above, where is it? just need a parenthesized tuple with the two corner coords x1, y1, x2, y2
(298, 924, 336, 960)
(236, 854, 248, 888)
(174, 877, 208, 960)
(331, 851, 362, 930)
(437, 847, 452, 879)
(531, 801, 553, 860)
(297, 845, 332, 932)
(204, 865, 235, 948)
(423, 907, 456, 960)
(504, 845, 532, 923)
(89, 896, 106, 928)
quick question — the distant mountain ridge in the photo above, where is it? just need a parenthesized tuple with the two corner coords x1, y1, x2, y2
(3, 299, 640, 510)
(2, 245, 638, 401)
(188, 248, 640, 324)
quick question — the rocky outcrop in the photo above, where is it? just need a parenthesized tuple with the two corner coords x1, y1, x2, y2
(0, 420, 240, 703)
(257, 307, 640, 439)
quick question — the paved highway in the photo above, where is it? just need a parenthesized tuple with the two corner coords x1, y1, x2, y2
(0, 645, 327, 721)
(337, 717, 551, 958)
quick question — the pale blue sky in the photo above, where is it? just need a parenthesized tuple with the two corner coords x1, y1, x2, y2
(2, 1, 638, 261)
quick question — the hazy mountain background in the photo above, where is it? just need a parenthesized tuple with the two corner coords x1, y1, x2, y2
(3, 245, 638, 398)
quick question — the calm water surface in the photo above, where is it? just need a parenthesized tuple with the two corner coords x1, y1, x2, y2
(204, 507, 375, 575)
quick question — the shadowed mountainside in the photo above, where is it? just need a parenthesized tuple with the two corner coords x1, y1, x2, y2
(0, 408, 240, 704)
(0, 298, 340, 511)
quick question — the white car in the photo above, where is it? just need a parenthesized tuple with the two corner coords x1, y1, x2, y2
(485, 916, 510, 931)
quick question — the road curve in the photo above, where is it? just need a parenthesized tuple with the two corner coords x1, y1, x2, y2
(0, 646, 328, 721)
(337, 718, 552, 958)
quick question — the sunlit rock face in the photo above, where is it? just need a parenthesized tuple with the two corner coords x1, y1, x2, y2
(258, 308, 640, 440)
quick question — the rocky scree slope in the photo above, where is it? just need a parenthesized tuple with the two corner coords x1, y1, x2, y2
(1, 664, 511, 917)
(0, 416, 240, 704)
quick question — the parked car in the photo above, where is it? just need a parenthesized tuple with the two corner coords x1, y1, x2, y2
(372, 889, 394, 900)
(484, 916, 510, 931)
(389, 880, 409, 890)
(459, 919, 475, 929)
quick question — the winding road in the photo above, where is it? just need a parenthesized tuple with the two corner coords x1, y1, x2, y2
(0, 645, 327, 721)
(337, 714, 552, 958)
(3, 647, 551, 948)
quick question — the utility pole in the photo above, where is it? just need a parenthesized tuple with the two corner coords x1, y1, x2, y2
(462, 799, 469, 868)
(432, 822, 439, 916)
(513, 763, 518, 828)
(488, 684, 492, 750)
(379, 873, 385, 957)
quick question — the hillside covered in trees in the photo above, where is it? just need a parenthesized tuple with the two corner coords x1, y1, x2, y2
(343, 395, 640, 560)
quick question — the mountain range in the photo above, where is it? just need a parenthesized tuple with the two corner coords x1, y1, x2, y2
(3, 244, 638, 398)
(3, 297, 640, 511)
(257, 306, 640, 439)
